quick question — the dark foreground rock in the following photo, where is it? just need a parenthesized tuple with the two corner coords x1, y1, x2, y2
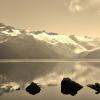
(87, 83, 100, 94)
(26, 82, 41, 95)
(61, 78, 83, 96)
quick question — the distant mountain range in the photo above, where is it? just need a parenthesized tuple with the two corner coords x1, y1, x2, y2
(0, 23, 100, 59)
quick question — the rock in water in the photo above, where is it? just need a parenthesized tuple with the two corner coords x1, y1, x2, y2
(26, 82, 41, 95)
(87, 83, 100, 94)
(61, 78, 83, 96)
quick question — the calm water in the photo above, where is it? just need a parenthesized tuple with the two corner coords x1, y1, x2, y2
(0, 62, 100, 100)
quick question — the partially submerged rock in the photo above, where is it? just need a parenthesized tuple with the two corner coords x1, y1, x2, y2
(26, 82, 41, 95)
(87, 83, 100, 94)
(61, 78, 83, 96)
(0, 82, 21, 96)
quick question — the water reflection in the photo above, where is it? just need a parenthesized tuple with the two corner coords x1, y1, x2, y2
(0, 62, 100, 99)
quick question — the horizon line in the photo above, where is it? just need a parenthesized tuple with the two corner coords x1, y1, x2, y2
(0, 59, 99, 63)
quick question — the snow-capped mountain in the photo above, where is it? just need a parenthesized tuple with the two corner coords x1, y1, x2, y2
(0, 23, 100, 59)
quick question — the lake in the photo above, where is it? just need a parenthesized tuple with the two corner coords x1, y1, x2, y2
(0, 61, 100, 100)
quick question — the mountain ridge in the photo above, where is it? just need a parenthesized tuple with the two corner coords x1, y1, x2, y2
(0, 23, 100, 59)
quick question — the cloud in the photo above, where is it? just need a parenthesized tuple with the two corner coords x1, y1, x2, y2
(68, 0, 85, 13)
(64, 0, 100, 14)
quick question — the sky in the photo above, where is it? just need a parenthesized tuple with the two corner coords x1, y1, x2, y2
(0, 0, 100, 37)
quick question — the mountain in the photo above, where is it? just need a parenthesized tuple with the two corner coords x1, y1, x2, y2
(84, 48, 100, 58)
(0, 23, 100, 59)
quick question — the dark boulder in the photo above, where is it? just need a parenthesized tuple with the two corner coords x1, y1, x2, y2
(87, 83, 100, 94)
(26, 82, 41, 95)
(16, 87, 21, 91)
(61, 78, 83, 96)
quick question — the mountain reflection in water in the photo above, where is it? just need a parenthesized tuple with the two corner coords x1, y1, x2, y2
(0, 62, 100, 99)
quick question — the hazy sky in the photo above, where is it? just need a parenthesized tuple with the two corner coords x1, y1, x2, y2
(0, 0, 100, 37)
